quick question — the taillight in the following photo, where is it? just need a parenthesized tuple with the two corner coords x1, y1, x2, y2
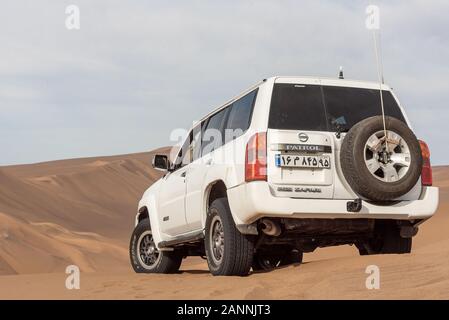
(419, 140, 432, 186)
(245, 132, 267, 182)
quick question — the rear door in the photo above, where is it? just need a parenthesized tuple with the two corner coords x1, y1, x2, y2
(185, 107, 230, 230)
(266, 81, 335, 199)
(320, 84, 414, 199)
(266, 79, 415, 200)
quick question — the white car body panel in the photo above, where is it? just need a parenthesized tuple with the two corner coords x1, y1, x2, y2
(135, 76, 439, 248)
(227, 182, 439, 225)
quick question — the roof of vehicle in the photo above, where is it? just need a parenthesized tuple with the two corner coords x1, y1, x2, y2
(271, 76, 392, 91)
(196, 76, 393, 126)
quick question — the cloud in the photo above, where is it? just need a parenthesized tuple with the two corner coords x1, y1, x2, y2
(0, 0, 448, 164)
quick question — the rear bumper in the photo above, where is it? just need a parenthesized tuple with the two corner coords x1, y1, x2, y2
(227, 182, 439, 225)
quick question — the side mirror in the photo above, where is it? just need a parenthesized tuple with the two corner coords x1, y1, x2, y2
(152, 154, 170, 171)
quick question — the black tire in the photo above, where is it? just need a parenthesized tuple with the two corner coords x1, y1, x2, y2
(252, 249, 303, 271)
(340, 116, 422, 201)
(280, 249, 303, 266)
(252, 253, 280, 271)
(380, 223, 412, 254)
(357, 245, 370, 256)
(129, 219, 183, 273)
(357, 222, 412, 255)
(205, 198, 254, 276)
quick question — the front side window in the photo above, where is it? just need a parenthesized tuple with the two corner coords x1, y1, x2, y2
(191, 124, 202, 161)
(173, 131, 192, 170)
(173, 124, 203, 170)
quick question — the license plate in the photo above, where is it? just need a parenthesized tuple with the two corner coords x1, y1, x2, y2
(275, 154, 331, 169)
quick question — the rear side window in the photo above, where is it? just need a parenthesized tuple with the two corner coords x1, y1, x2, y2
(268, 83, 406, 132)
(225, 89, 258, 141)
(202, 107, 229, 155)
(268, 84, 327, 131)
(323, 86, 406, 131)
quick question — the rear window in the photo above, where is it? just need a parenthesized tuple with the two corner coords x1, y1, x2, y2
(269, 84, 327, 131)
(268, 83, 406, 131)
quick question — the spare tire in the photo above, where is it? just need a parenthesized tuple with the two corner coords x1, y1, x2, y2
(340, 116, 422, 201)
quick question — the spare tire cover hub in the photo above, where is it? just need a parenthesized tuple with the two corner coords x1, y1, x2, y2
(340, 116, 422, 202)
(364, 130, 411, 182)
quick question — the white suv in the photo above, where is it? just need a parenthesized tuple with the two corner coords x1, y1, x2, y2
(129, 76, 439, 276)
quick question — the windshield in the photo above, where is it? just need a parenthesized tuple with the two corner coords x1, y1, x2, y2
(268, 83, 406, 132)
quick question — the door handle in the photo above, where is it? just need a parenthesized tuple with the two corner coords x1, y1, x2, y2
(180, 171, 187, 178)
(205, 159, 213, 166)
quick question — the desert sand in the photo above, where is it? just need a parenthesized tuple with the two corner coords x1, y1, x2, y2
(0, 150, 447, 299)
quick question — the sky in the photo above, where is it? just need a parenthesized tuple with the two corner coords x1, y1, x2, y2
(0, 0, 448, 165)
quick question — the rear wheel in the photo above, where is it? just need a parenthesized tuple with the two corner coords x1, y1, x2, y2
(357, 222, 412, 255)
(205, 198, 255, 276)
(281, 249, 303, 265)
(252, 249, 303, 271)
(130, 219, 183, 273)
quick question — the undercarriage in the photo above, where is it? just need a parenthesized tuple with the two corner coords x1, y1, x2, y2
(255, 218, 418, 255)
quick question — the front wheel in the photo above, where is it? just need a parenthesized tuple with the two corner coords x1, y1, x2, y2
(129, 219, 183, 273)
(205, 198, 255, 276)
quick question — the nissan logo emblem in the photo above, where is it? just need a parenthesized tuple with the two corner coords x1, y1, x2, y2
(298, 133, 309, 142)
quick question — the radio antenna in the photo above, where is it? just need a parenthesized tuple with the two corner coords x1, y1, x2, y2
(367, 5, 388, 150)
(338, 66, 344, 79)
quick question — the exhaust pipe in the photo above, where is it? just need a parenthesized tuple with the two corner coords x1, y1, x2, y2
(260, 219, 281, 236)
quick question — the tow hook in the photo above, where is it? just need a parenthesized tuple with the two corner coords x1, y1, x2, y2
(347, 198, 362, 212)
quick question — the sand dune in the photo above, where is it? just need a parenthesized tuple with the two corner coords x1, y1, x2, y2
(0, 212, 128, 274)
(0, 150, 448, 299)
(0, 149, 168, 275)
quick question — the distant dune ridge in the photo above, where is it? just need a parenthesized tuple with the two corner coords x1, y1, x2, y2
(0, 150, 448, 299)
(0, 149, 169, 275)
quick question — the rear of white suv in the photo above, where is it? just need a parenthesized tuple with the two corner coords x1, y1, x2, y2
(229, 77, 437, 220)
(130, 76, 439, 276)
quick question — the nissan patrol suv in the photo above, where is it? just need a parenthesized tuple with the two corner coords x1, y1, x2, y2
(130, 76, 439, 276)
